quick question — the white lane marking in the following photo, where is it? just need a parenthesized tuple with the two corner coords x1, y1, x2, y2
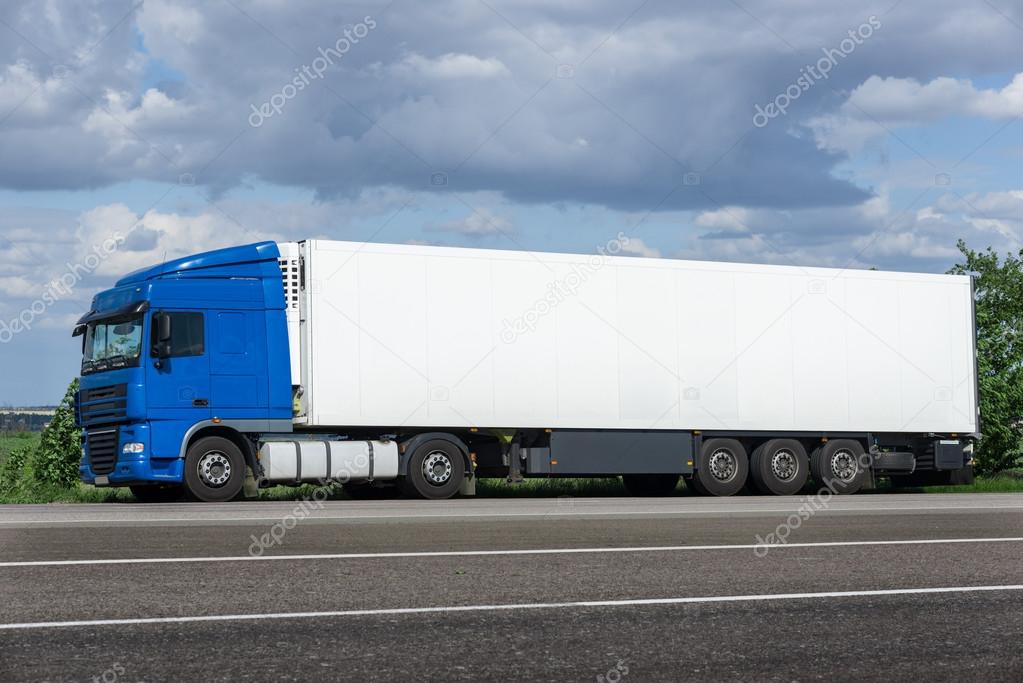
(2, 503, 1023, 525)
(2, 584, 1021, 631)
(2, 536, 1022, 568)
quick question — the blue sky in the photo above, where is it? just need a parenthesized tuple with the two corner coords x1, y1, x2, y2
(1, 0, 1023, 405)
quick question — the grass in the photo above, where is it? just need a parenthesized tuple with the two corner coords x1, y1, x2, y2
(0, 432, 40, 468)
(0, 483, 135, 505)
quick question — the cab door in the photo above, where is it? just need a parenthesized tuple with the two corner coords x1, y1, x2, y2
(146, 310, 211, 422)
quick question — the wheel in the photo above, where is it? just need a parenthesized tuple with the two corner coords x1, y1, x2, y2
(401, 439, 465, 499)
(691, 438, 748, 496)
(621, 473, 680, 497)
(810, 439, 868, 494)
(343, 483, 400, 500)
(183, 436, 247, 502)
(749, 439, 809, 495)
(129, 484, 184, 503)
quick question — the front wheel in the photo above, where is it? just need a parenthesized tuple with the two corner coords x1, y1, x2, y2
(183, 436, 247, 502)
(401, 440, 465, 499)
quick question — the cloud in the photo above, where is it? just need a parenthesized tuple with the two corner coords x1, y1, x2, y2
(0, 0, 915, 209)
(810, 72, 1023, 154)
(396, 53, 510, 80)
(619, 236, 660, 258)
(430, 208, 513, 236)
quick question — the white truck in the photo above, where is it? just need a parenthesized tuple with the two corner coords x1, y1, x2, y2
(76, 238, 978, 501)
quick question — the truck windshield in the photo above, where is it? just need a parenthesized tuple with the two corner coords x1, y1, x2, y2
(82, 315, 144, 374)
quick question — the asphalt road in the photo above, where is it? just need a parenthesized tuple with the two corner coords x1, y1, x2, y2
(1, 493, 1022, 681)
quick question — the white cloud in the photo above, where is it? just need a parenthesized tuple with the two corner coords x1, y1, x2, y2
(619, 236, 661, 258)
(396, 52, 510, 80)
(431, 208, 513, 236)
(138, 0, 205, 46)
(810, 72, 1023, 154)
(694, 207, 752, 233)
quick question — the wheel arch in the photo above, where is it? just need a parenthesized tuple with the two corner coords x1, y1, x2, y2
(397, 432, 471, 477)
(181, 424, 258, 480)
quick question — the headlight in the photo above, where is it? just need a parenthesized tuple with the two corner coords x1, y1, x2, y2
(122, 442, 145, 454)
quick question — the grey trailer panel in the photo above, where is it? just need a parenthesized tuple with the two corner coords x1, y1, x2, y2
(547, 430, 694, 475)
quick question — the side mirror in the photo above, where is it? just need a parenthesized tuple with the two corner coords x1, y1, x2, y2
(152, 312, 172, 359)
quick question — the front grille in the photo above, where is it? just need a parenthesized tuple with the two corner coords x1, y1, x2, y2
(79, 384, 128, 426)
(87, 429, 119, 475)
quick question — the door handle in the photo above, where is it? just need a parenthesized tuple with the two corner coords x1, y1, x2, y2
(193, 399, 209, 407)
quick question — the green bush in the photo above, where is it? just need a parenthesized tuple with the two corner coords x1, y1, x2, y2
(0, 379, 82, 498)
(950, 242, 1023, 474)
(0, 443, 34, 495)
(32, 379, 81, 488)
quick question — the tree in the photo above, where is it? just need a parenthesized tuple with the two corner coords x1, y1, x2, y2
(949, 241, 1023, 474)
(32, 378, 81, 488)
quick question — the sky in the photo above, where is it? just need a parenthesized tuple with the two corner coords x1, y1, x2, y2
(1, 0, 1022, 405)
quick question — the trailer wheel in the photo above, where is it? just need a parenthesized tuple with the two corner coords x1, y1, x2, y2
(692, 438, 748, 496)
(750, 439, 809, 496)
(129, 484, 184, 503)
(811, 439, 868, 494)
(402, 440, 465, 499)
(621, 474, 680, 497)
(183, 436, 246, 502)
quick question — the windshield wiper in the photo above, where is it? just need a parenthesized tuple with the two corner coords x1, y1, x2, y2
(104, 353, 137, 367)
(83, 353, 138, 372)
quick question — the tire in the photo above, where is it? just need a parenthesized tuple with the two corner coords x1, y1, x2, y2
(749, 439, 809, 496)
(691, 438, 748, 497)
(129, 484, 184, 503)
(401, 439, 465, 499)
(183, 436, 247, 502)
(810, 439, 868, 494)
(621, 473, 680, 497)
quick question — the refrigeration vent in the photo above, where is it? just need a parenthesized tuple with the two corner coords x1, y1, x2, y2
(278, 258, 301, 310)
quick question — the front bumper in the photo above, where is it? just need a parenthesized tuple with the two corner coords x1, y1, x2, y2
(79, 423, 184, 486)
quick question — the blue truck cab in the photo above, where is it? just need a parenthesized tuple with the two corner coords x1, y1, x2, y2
(74, 242, 294, 500)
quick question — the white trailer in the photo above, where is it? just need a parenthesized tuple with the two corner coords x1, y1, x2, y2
(265, 239, 978, 498)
